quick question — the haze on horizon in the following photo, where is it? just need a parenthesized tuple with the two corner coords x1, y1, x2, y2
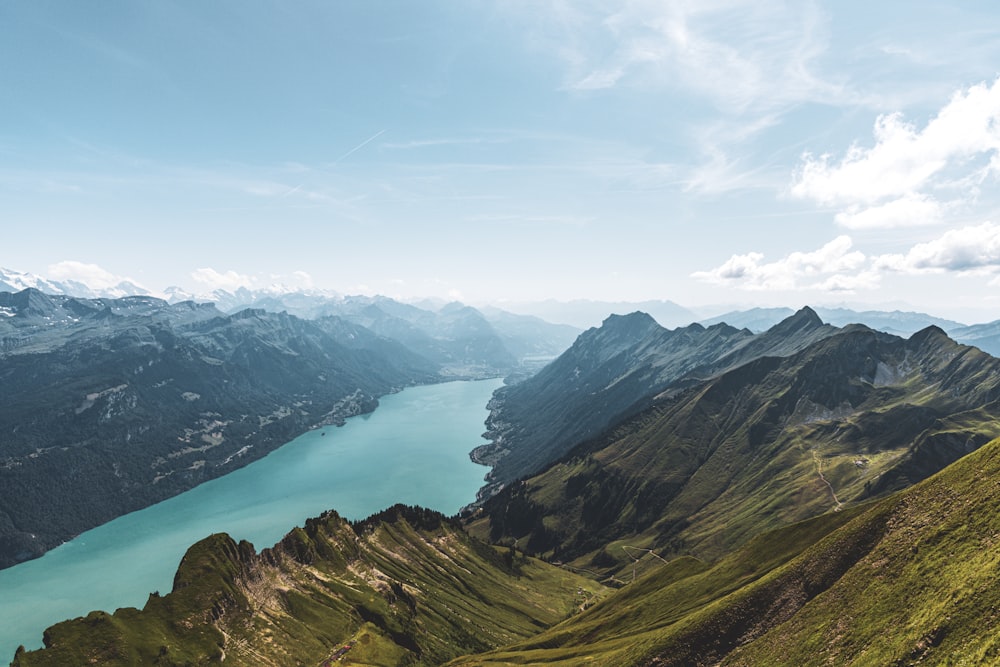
(4, 2, 1000, 323)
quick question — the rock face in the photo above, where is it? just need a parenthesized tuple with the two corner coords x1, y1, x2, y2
(0, 290, 440, 569)
(11, 506, 601, 667)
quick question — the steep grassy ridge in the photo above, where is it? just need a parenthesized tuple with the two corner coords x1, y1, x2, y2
(454, 434, 1000, 666)
(11, 506, 604, 667)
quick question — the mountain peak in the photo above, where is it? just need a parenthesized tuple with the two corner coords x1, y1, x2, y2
(600, 310, 659, 331)
(908, 324, 950, 347)
(0, 288, 59, 318)
(768, 306, 823, 334)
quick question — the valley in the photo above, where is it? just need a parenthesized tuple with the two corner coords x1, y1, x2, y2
(6, 286, 1000, 666)
(0, 288, 572, 569)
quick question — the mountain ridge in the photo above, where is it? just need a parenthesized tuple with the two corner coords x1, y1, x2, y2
(473, 307, 839, 497)
(0, 290, 442, 569)
(10, 506, 604, 666)
(472, 319, 1000, 573)
(453, 432, 1000, 666)
(9, 296, 1000, 664)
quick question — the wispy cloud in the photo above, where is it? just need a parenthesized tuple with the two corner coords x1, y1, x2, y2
(522, 0, 847, 113)
(503, 1, 860, 197)
(465, 213, 593, 226)
(332, 129, 387, 164)
(381, 137, 510, 150)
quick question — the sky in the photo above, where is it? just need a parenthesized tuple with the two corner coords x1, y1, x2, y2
(4, 1, 1000, 322)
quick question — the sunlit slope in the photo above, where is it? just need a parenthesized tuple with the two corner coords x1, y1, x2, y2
(475, 324, 1000, 571)
(11, 506, 604, 667)
(452, 434, 1000, 666)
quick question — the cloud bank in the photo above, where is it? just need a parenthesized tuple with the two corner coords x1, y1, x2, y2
(695, 223, 1000, 292)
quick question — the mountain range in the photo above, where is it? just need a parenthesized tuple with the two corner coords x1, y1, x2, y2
(0, 282, 584, 570)
(17, 394, 1000, 665)
(700, 305, 1000, 357)
(12, 265, 1000, 355)
(8, 286, 1000, 664)
(473, 308, 838, 496)
(472, 310, 1000, 574)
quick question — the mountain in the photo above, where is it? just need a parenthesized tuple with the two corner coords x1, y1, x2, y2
(698, 306, 797, 332)
(313, 297, 519, 377)
(12, 302, 1000, 665)
(179, 290, 577, 378)
(452, 432, 1000, 666)
(475, 306, 581, 370)
(20, 434, 1000, 666)
(0, 267, 152, 300)
(472, 322, 1000, 573)
(950, 318, 1000, 357)
(498, 298, 697, 329)
(11, 506, 603, 667)
(474, 308, 837, 496)
(0, 289, 439, 569)
(700, 305, 966, 336)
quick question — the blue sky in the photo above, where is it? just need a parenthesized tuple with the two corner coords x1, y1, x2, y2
(4, 1, 1000, 321)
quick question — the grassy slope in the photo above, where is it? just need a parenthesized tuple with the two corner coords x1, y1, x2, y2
(452, 435, 1000, 666)
(471, 326, 1000, 576)
(10, 506, 605, 667)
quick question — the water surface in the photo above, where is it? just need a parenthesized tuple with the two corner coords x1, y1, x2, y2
(0, 378, 502, 660)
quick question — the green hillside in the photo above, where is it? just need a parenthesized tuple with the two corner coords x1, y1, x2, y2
(451, 433, 1000, 666)
(11, 506, 604, 667)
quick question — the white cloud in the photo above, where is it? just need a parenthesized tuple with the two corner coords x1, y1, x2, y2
(695, 223, 1000, 295)
(47, 261, 139, 290)
(291, 271, 314, 289)
(191, 268, 257, 291)
(792, 78, 1000, 227)
(834, 193, 943, 230)
(558, 1, 843, 112)
(692, 235, 870, 291)
(874, 222, 1000, 275)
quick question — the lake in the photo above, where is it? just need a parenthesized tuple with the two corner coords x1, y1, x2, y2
(0, 378, 503, 661)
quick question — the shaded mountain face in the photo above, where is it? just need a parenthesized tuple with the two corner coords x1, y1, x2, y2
(475, 307, 837, 495)
(474, 322, 1000, 571)
(195, 290, 578, 378)
(320, 297, 580, 377)
(950, 318, 1000, 357)
(11, 506, 603, 667)
(453, 434, 1000, 667)
(0, 290, 440, 569)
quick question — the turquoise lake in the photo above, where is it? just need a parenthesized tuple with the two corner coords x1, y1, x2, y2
(0, 378, 503, 662)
